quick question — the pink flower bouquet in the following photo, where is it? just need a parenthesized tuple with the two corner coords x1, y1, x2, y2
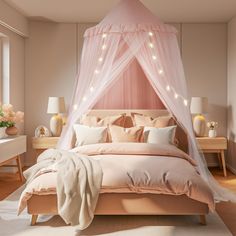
(0, 104, 24, 128)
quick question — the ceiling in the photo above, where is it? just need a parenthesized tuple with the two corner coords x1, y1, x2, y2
(4, 0, 236, 23)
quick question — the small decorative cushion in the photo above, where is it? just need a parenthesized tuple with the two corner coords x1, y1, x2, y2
(143, 126, 177, 145)
(80, 114, 126, 127)
(73, 124, 107, 146)
(109, 125, 144, 143)
(131, 113, 171, 128)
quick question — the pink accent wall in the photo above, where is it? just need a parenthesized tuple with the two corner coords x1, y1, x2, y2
(94, 58, 165, 109)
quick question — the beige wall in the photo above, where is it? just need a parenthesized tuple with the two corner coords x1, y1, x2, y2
(25, 21, 77, 164)
(227, 17, 236, 174)
(24, 22, 228, 166)
(182, 23, 227, 166)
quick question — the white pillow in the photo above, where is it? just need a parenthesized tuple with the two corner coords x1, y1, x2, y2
(73, 124, 107, 147)
(144, 126, 177, 145)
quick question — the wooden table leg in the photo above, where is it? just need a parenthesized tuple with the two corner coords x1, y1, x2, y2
(199, 215, 206, 225)
(217, 152, 222, 169)
(220, 150, 227, 177)
(16, 155, 24, 181)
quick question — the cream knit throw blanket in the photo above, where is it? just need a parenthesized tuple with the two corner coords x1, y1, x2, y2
(23, 149, 103, 229)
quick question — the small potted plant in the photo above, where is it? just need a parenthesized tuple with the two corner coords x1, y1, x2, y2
(207, 121, 218, 138)
(0, 104, 24, 138)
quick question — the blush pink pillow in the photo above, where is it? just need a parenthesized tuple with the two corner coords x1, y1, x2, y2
(109, 125, 144, 143)
(80, 114, 126, 127)
(132, 113, 171, 128)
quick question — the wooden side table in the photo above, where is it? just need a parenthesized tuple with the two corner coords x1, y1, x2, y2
(196, 137, 227, 177)
(0, 135, 26, 181)
(32, 137, 59, 158)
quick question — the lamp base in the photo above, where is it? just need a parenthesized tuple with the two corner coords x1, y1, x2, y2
(193, 114, 206, 137)
(50, 114, 63, 137)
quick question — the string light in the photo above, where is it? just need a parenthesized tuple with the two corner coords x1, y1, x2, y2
(174, 93, 179, 99)
(149, 43, 154, 48)
(102, 33, 107, 38)
(73, 104, 78, 110)
(152, 55, 157, 60)
(184, 99, 188, 106)
(149, 31, 153, 36)
(166, 85, 170, 91)
(98, 57, 103, 62)
(94, 69, 100, 74)
(90, 86, 94, 92)
(158, 69, 163, 75)
(102, 44, 107, 50)
(82, 96, 87, 102)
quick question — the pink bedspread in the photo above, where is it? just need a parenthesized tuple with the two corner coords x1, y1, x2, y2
(18, 143, 214, 213)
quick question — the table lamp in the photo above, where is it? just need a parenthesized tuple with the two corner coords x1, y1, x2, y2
(47, 97, 66, 137)
(190, 97, 208, 137)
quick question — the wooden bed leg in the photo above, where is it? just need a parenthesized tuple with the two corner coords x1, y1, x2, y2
(31, 215, 38, 226)
(199, 215, 206, 225)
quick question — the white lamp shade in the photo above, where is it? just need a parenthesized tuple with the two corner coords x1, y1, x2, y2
(190, 97, 208, 114)
(47, 97, 66, 114)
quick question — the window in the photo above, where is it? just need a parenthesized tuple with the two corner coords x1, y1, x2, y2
(0, 33, 10, 104)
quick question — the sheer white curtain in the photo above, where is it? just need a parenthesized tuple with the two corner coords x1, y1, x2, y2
(124, 30, 236, 202)
(58, 28, 236, 203)
(94, 58, 164, 109)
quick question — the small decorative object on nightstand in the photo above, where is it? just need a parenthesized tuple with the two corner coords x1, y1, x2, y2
(207, 121, 218, 138)
(190, 97, 208, 137)
(47, 97, 66, 137)
(196, 136, 227, 177)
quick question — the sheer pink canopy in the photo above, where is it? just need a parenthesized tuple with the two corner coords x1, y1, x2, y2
(58, 0, 236, 203)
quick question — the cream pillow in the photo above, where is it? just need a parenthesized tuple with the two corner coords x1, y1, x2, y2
(144, 126, 177, 145)
(80, 114, 126, 127)
(73, 124, 107, 147)
(109, 125, 143, 143)
(132, 113, 171, 128)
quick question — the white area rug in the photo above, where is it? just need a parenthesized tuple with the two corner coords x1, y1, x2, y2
(0, 186, 232, 236)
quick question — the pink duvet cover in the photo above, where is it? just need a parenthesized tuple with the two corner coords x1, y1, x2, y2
(18, 143, 214, 213)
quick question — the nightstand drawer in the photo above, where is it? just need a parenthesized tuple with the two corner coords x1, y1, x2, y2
(196, 137, 227, 150)
(32, 137, 59, 149)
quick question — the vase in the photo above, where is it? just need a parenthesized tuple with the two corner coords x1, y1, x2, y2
(208, 129, 217, 138)
(6, 126, 18, 136)
(0, 127, 6, 139)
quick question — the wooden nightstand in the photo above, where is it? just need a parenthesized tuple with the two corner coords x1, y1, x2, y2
(32, 137, 59, 158)
(196, 137, 227, 177)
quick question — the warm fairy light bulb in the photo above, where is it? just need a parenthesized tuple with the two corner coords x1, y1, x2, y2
(152, 55, 157, 60)
(73, 104, 78, 110)
(166, 85, 170, 91)
(149, 43, 154, 48)
(174, 93, 179, 99)
(90, 86, 94, 92)
(102, 33, 107, 38)
(94, 69, 100, 74)
(184, 99, 188, 106)
(82, 96, 87, 102)
(158, 69, 163, 75)
(149, 32, 153, 36)
(102, 44, 107, 50)
(98, 57, 103, 62)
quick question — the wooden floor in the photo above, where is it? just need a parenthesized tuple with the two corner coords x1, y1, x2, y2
(0, 168, 236, 235)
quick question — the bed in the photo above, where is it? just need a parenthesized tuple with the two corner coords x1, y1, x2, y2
(20, 110, 214, 226)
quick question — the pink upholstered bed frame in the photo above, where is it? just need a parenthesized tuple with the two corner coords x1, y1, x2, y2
(28, 110, 208, 226)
